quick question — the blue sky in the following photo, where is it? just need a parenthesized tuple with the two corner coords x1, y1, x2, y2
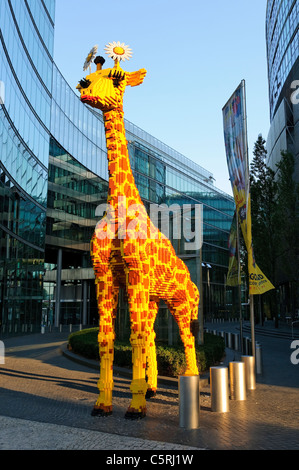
(53, 0, 270, 196)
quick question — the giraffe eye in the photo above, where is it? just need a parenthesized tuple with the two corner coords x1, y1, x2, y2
(108, 70, 125, 88)
(79, 78, 91, 89)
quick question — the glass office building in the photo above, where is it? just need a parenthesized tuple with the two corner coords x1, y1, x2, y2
(266, 0, 299, 177)
(0, 0, 54, 334)
(265, 0, 299, 318)
(0, 0, 235, 339)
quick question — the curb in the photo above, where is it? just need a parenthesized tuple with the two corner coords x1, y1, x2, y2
(61, 343, 210, 388)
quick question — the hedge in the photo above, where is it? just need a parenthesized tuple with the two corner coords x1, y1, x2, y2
(68, 327, 225, 377)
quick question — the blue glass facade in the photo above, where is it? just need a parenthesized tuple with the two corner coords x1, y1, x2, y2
(266, 0, 299, 317)
(0, 0, 54, 333)
(266, 0, 299, 120)
(1, 0, 235, 338)
(266, 0, 299, 175)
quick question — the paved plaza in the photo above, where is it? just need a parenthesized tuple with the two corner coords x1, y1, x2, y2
(0, 321, 298, 451)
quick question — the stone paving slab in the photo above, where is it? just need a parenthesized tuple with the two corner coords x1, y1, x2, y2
(0, 415, 202, 450)
(0, 327, 298, 450)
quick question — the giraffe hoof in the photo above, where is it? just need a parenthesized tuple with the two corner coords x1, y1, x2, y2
(124, 410, 146, 420)
(145, 389, 157, 399)
(91, 407, 112, 417)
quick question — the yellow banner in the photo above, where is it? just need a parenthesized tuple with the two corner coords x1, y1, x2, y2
(239, 195, 274, 295)
(223, 81, 274, 295)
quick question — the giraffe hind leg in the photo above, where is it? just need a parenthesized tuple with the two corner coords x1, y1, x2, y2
(145, 300, 158, 399)
(168, 300, 199, 376)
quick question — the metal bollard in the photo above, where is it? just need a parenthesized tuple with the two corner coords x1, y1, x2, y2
(241, 355, 256, 390)
(210, 367, 229, 412)
(0, 340, 5, 365)
(255, 343, 263, 375)
(234, 333, 239, 351)
(229, 362, 247, 401)
(179, 375, 200, 429)
(226, 332, 232, 349)
(244, 337, 251, 355)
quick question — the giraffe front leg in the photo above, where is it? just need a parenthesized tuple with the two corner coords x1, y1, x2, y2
(92, 273, 118, 417)
(125, 277, 150, 420)
(92, 327, 115, 416)
(125, 331, 149, 419)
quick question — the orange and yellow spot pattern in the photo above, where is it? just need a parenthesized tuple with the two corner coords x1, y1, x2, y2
(77, 49, 199, 419)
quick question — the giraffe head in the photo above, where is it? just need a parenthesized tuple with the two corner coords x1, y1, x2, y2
(76, 43, 146, 112)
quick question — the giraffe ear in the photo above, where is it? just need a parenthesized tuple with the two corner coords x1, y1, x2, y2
(126, 68, 147, 87)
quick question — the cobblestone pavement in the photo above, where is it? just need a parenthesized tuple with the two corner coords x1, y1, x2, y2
(0, 415, 201, 450)
(0, 322, 298, 451)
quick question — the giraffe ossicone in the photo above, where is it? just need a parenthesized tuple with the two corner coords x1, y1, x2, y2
(76, 44, 200, 419)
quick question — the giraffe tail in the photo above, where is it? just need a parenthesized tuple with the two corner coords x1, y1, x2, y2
(190, 282, 200, 336)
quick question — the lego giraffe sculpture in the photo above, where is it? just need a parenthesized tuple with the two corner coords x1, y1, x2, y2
(76, 43, 199, 419)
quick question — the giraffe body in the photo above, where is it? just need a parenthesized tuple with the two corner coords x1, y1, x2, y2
(77, 55, 199, 419)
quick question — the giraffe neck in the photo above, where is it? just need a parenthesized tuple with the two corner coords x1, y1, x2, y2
(103, 108, 142, 209)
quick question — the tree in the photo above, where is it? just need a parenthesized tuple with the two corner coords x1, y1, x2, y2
(249, 138, 299, 321)
(250, 135, 278, 289)
(248, 135, 279, 323)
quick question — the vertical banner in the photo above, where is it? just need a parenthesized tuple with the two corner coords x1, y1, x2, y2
(227, 211, 241, 287)
(222, 81, 274, 295)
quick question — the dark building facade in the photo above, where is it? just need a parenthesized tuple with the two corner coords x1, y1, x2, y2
(265, 0, 299, 319)
(0, 0, 235, 339)
(266, 0, 299, 178)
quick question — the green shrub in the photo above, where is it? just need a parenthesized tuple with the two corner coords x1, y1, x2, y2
(156, 346, 186, 376)
(113, 342, 132, 367)
(68, 328, 225, 377)
(68, 327, 99, 360)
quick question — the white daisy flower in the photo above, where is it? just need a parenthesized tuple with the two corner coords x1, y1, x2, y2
(104, 42, 132, 62)
(83, 45, 98, 71)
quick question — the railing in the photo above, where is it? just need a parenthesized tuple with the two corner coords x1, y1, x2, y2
(0, 323, 86, 337)
(292, 320, 299, 339)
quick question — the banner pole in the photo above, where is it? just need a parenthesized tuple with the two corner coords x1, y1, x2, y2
(223, 80, 274, 362)
(250, 294, 256, 359)
(242, 79, 255, 359)
(236, 215, 243, 353)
